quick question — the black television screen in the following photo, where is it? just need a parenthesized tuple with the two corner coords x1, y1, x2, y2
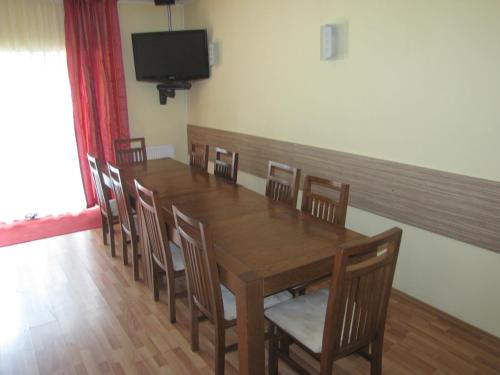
(132, 30, 209, 82)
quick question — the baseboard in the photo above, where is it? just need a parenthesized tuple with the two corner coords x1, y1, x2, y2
(308, 279, 500, 342)
(391, 288, 500, 343)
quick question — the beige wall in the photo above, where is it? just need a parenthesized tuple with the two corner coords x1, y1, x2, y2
(118, 2, 188, 162)
(185, 0, 500, 337)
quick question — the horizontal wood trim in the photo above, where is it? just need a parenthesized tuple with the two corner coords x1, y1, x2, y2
(187, 124, 500, 253)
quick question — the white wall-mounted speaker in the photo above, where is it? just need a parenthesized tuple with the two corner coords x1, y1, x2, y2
(209, 42, 219, 66)
(320, 24, 337, 60)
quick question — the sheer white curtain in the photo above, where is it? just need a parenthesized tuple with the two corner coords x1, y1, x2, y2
(0, 0, 85, 223)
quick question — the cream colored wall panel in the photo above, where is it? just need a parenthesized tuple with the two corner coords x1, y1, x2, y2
(185, 0, 500, 181)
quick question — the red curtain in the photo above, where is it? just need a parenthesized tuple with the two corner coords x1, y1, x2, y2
(64, 0, 130, 206)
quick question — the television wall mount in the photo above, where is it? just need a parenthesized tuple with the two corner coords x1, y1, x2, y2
(156, 81, 191, 105)
(153, 0, 192, 106)
(154, 0, 175, 31)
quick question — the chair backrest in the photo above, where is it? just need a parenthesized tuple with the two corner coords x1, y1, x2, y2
(214, 147, 239, 184)
(321, 228, 402, 366)
(301, 175, 350, 227)
(189, 143, 209, 171)
(108, 163, 135, 235)
(114, 137, 147, 165)
(173, 206, 225, 324)
(134, 179, 173, 272)
(87, 154, 112, 216)
(265, 161, 301, 207)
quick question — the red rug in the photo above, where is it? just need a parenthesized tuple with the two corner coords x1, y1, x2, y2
(0, 207, 101, 247)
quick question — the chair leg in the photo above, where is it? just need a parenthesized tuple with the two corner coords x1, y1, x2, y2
(167, 276, 176, 324)
(101, 214, 108, 245)
(121, 229, 129, 265)
(280, 331, 291, 356)
(131, 236, 140, 281)
(108, 217, 116, 257)
(190, 301, 199, 352)
(214, 325, 226, 375)
(268, 323, 279, 375)
(370, 335, 384, 375)
(152, 263, 160, 301)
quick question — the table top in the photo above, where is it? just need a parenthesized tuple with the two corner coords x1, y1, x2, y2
(119, 158, 363, 294)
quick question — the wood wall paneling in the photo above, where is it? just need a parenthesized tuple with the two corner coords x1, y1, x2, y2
(187, 124, 500, 253)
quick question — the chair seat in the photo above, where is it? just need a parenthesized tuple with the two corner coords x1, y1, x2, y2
(221, 285, 293, 321)
(109, 199, 118, 217)
(169, 241, 185, 272)
(264, 288, 329, 353)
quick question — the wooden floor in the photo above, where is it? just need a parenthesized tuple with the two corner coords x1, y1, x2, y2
(0, 230, 499, 375)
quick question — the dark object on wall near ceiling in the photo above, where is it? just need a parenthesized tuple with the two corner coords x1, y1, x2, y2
(154, 0, 175, 5)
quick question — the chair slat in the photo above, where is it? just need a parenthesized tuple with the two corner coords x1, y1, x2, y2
(267, 227, 403, 375)
(265, 161, 301, 207)
(328, 228, 402, 359)
(108, 164, 133, 233)
(189, 143, 209, 171)
(87, 155, 110, 214)
(174, 208, 222, 322)
(134, 179, 183, 323)
(173, 205, 238, 374)
(301, 175, 350, 227)
(214, 147, 239, 184)
(114, 138, 147, 165)
(87, 153, 117, 257)
(108, 163, 140, 279)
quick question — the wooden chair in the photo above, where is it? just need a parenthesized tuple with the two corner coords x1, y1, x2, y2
(189, 143, 209, 171)
(172, 206, 293, 375)
(213, 147, 239, 184)
(114, 137, 147, 164)
(265, 227, 403, 375)
(301, 175, 350, 227)
(87, 154, 118, 257)
(266, 161, 301, 208)
(291, 176, 350, 296)
(134, 179, 185, 323)
(108, 163, 140, 281)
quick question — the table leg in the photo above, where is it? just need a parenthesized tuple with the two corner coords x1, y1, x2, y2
(235, 272, 265, 375)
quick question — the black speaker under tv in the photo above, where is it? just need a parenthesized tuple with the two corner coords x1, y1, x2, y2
(154, 0, 175, 4)
(132, 29, 209, 83)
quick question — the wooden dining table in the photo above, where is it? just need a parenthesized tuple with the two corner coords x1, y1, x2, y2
(112, 158, 363, 375)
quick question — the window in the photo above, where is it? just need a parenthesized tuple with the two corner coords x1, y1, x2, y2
(0, 0, 85, 223)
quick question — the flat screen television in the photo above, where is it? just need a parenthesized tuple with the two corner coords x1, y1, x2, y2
(132, 29, 209, 82)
